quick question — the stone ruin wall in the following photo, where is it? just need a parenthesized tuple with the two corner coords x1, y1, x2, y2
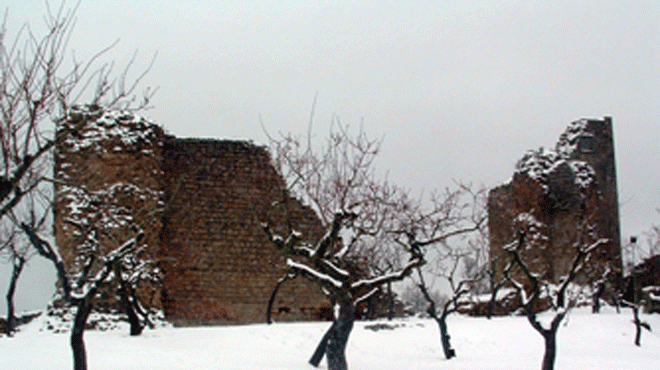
(55, 106, 331, 325)
(488, 117, 622, 287)
(159, 139, 331, 325)
(54, 105, 165, 277)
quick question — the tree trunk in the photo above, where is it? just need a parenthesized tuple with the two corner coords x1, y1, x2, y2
(267, 276, 289, 324)
(487, 285, 499, 319)
(71, 300, 93, 370)
(309, 322, 333, 367)
(436, 312, 456, 359)
(122, 289, 143, 336)
(325, 299, 355, 370)
(592, 282, 604, 313)
(365, 293, 376, 320)
(5, 256, 25, 336)
(117, 276, 143, 336)
(592, 294, 601, 313)
(387, 282, 394, 321)
(541, 330, 557, 370)
(632, 306, 642, 346)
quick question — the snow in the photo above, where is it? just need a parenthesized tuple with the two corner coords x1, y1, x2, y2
(567, 160, 596, 188)
(513, 120, 596, 191)
(60, 105, 162, 154)
(286, 259, 343, 289)
(516, 147, 559, 183)
(556, 119, 589, 157)
(2, 307, 659, 369)
(513, 212, 543, 229)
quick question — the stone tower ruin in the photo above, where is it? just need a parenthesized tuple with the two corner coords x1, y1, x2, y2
(54, 105, 331, 325)
(488, 117, 622, 287)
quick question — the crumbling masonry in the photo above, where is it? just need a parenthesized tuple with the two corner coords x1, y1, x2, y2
(54, 105, 331, 325)
(488, 117, 622, 290)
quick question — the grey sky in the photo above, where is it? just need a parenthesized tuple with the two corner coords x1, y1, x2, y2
(1, 0, 659, 314)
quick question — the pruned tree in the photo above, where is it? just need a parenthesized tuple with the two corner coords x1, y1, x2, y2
(21, 159, 162, 369)
(0, 0, 155, 330)
(504, 212, 607, 370)
(22, 223, 144, 370)
(55, 179, 163, 336)
(0, 2, 156, 367)
(1, 225, 23, 336)
(395, 185, 486, 360)
(620, 211, 660, 340)
(620, 236, 653, 346)
(1, 189, 50, 336)
(262, 121, 424, 370)
(415, 246, 485, 359)
(485, 257, 514, 318)
(0, 1, 154, 218)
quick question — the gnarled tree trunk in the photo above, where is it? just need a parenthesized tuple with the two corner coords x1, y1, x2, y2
(541, 330, 558, 370)
(326, 298, 355, 370)
(309, 324, 333, 367)
(425, 300, 455, 360)
(5, 256, 25, 336)
(436, 311, 456, 359)
(118, 284, 143, 336)
(632, 306, 642, 346)
(309, 296, 355, 370)
(71, 300, 93, 370)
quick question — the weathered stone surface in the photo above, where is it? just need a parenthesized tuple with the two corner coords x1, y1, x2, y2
(488, 117, 622, 288)
(55, 107, 331, 325)
(158, 138, 330, 325)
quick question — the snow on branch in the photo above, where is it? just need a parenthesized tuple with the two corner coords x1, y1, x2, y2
(580, 238, 609, 255)
(70, 230, 144, 301)
(286, 258, 343, 289)
(262, 222, 314, 259)
(321, 259, 350, 279)
(354, 287, 380, 306)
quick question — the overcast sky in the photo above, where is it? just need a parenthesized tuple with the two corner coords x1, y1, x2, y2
(2, 0, 659, 314)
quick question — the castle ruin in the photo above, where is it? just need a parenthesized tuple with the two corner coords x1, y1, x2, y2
(488, 117, 622, 289)
(54, 105, 331, 325)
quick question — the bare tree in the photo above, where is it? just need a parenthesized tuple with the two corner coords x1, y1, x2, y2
(1, 189, 50, 336)
(0, 1, 154, 217)
(22, 223, 144, 370)
(643, 221, 660, 258)
(621, 236, 653, 346)
(1, 226, 24, 336)
(395, 185, 486, 360)
(0, 1, 156, 367)
(262, 121, 424, 370)
(20, 157, 160, 369)
(415, 247, 485, 359)
(55, 178, 163, 336)
(504, 213, 607, 370)
(0, 0, 154, 320)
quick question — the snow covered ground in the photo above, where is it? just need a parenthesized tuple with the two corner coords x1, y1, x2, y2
(1, 307, 659, 369)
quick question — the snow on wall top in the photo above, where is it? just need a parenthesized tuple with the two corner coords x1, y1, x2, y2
(514, 119, 595, 190)
(515, 147, 559, 184)
(556, 119, 589, 157)
(59, 104, 164, 154)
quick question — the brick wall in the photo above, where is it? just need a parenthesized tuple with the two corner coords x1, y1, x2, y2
(159, 139, 330, 325)
(54, 105, 164, 278)
(55, 107, 331, 325)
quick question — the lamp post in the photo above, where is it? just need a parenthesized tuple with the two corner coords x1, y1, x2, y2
(630, 236, 642, 346)
(631, 236, 637, 299)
